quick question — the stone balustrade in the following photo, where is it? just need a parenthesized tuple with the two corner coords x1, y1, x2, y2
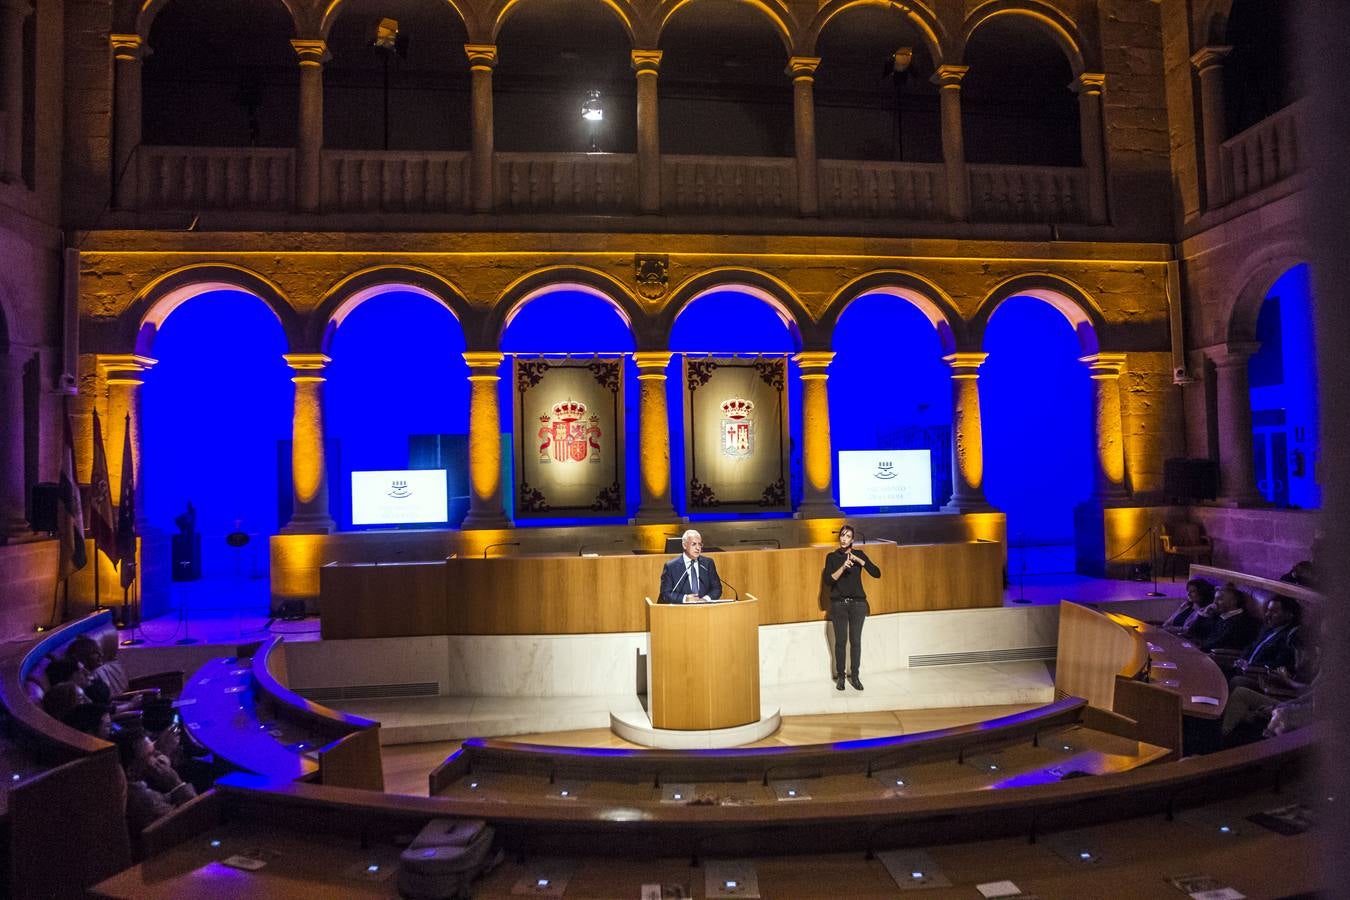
(660, 154, 797, 216)
(968, 163, 1087, 223)
(322, 150, 469, 213)
(818, 159, 946, 219)
(135, 146, 294, 211)
(494, 152, 636, 213)
(1221, 99, 1303, 204)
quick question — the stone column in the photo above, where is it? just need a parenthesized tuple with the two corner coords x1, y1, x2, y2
(0, 349, 29, 535)
(1206, 341, 1262, 505)
(291, 40, 329, 213)
(632, 351, 676, 522)
(1191, 45, 1232, 210)
(109, 34, 148, 206)
(99, 355, 156, 527)
(462, 351, 510, 529)
(931, 64, 970, 221)
(942, 352, 992, 512)
(0, 0, 30, 184)
(788, 56, 820, 217)
(794, 351, 842, 518)
(631, 49, 662, 214)
(281, 353, 334, 533)
(1072, 72, 1108, 224)
(1080, 352, 1129, 502)
(465, 44, 497, 213)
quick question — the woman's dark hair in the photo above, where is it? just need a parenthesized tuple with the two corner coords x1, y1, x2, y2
(838, 525, 855, 540)
(1185, 578, 1216, 605)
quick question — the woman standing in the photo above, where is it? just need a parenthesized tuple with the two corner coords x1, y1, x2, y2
(823, 525, 882, 691)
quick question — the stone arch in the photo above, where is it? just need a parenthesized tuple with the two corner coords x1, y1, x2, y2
(129, 0, 305, 41)
(1223, 241, 1309, 345)
(489, 0, 637, 46)
(486, 267, 643, 349)
(970, 274, 1105, 356)
(310, 266, 476, 354)
(821, 271, 963, 354)
(660, 269, 807, 349)
(805, 0, 945, 65)
(656, 0, 795, 56)
(126, 264, 300, 357)
(961, 0, 1090, 74)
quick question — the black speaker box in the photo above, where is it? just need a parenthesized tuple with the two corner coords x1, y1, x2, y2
(1163, 458, 1219, 500)
(30, 482, 59, 534)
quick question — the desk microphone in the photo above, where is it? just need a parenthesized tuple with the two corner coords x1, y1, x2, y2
(578, 540, 622, 557)
(482, 542, 520, 559)
(738, 538, 781, 549)
(720, 574, 741, 601)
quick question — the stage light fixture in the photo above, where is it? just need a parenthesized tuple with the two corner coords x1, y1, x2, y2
(581, 90, 604, 122)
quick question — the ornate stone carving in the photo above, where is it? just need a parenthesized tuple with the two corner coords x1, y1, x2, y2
(634, 254, 668, 301)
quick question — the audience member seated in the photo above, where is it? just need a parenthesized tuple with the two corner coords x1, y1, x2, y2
(42, 681, 89, 720)
(1227, 595, 1302, 688)
(61, 702, 114, 740)
(1162, 579, 1216, 634)
(65, 635, 150, 713)
(1185, 582, 1259, 652)
(114, 723, 197, 834)
(1280, 559, 1317, 589)
(142, 696, 212, 792)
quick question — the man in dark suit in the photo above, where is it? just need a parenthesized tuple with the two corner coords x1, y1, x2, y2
(1229, 595, 1303, 688)
(1189, 582, 1260, 652)
(658, 529, 722, 604)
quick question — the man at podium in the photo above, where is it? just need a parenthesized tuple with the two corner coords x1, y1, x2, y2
(658, 529, 723, 603)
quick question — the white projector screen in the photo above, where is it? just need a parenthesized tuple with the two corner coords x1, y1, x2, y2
(351, 470, 448, 526)
(838, 450, 933, 508)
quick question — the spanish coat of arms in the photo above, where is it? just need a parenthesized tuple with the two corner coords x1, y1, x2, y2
(538, 399, 602, 464)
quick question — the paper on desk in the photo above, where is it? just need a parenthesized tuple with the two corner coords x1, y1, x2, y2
(1190, 696, 1221, 705)
(976, 881, 1023, 898)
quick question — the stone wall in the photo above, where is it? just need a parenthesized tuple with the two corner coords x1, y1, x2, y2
(1189, 506, 1318, 581)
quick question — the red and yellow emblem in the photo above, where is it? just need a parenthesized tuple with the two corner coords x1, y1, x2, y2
(538, 399, 602, 464)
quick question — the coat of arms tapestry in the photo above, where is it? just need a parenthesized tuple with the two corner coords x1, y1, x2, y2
(682, 355, 789, 512)
(514, 356, 625, 518)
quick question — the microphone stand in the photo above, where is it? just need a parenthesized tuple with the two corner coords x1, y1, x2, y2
(482, 542, 520, 559)
(578, 540, 623, 557)
(1145, 523, 1165, 597)
(1011, 531, 1030, 604)
(738, 539, 781, 549)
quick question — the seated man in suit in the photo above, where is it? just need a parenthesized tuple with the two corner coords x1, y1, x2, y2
(658, 529, 722, 604)
(1228, 594, 1302, 687)
(1187, 582, 1259, 652)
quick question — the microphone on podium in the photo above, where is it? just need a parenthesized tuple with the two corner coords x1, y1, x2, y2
(718, 571, 741, 601)
(482, 542, 520, 559)
(738, 538, 781, 549)
(578, 540, 622, 557)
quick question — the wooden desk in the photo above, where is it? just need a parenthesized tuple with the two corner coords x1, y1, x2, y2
(320, 540, 1003, 639)
(1138, 626, 1230, 720)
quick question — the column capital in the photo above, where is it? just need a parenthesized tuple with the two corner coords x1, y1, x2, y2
(291, 39, 330, 66)
(1190, 45, 1232, 74)
(1071, 72, 1106, 95)
(463, 350, 505, 374)
(786, 56, 820, 81)
(283, 352, 331, 379)
(632, 350, 674, 372)
(631, 49, 662, 75)
(930, 64, 969, 89)
(1202, 341, 1260, 368)
(1, 0, 33, 19)
(942, 351, 988, 376)
(109, 33, 149, 61)
(98, 353, 157, 383)
(1079, 351, 1128, 377)
(792, 350, 834, 375)
(464, 43, 498, 70)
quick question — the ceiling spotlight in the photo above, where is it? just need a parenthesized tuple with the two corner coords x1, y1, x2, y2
(372, 18, 400, 51)
(581, 90, 604, 122)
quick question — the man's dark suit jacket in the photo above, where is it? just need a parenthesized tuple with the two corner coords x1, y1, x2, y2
(1241, 623, 1300, 670)
(1197, 611, 1260, 653)
(658, 554, 722, 604)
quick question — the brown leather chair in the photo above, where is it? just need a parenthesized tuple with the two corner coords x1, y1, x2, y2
(1160, 521, 1213, 578)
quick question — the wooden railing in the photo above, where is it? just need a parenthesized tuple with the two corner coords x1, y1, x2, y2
(968, 163, 1087, 223)
(819, 159, 946, 219)
(1221, 100, 1303, 204)
(494, 152, 636, 213)
(661, 154, 797, 216)
(322, 150, 469, 213)
(135, 146, 294, 211)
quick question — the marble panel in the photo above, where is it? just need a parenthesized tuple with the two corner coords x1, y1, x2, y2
(285, 635, 451, 690)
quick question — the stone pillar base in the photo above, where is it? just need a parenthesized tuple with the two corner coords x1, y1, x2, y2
(942, 498, 995, 514)
(795, 500, 843, 520)
(279, 517, 335, 535)
(461, 510, 512, 531)
(631, 505, 679, 525)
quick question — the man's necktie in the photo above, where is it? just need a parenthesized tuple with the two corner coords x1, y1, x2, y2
(690, 561, 699, 595)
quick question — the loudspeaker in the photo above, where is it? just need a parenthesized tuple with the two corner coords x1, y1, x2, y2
(1163, 458, 1219, 500)
(30, 482, 58, 534)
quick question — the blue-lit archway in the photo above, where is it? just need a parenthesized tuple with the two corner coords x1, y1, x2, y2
(499, 287, 638, 524)
(669, 288, 801, 517)
(324, 288, 470, 529)
(140, 288, 291, 587)
(830, 292, 952, 511)
(1248, 263, 1318, 509)
(981, 294, 1094, 571)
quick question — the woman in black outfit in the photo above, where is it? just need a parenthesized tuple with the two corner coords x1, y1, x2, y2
(823, 525, 881, 691)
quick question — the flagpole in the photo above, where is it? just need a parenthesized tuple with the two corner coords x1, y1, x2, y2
(93, 549, 101, 612)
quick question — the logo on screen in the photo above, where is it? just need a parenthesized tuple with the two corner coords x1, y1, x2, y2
(874, 461, 896, 480)
(387, 480, 412, 498)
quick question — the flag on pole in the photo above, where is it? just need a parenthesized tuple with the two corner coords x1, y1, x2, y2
(58, 399, 88, 581)
(89, 410, 116, 563)
(116, 413, 138, 590)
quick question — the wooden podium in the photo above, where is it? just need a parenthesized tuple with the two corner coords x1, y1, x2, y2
(646, 597, 761, 731)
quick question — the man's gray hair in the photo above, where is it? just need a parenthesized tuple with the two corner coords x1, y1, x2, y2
(682, 529, 702, 546)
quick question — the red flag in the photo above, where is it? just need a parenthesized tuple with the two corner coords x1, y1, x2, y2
(116, 413, 138, 589)
(89, 410, 116, 562)
(58, 399, 87, 580)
